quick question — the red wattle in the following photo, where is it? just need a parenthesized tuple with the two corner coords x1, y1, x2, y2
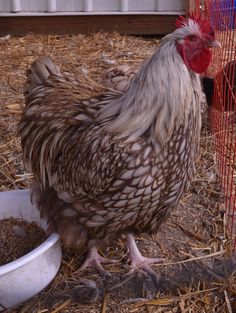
(187, 49, 212, 74)
(176, 43, 212, 74)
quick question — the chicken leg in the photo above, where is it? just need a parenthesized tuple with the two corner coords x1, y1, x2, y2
(127, 234, 163, 274)
(109, 234, 164, 298)
(78, 246, 118, 276)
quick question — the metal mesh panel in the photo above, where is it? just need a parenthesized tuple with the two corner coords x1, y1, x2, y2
(203, 0, 236, 249)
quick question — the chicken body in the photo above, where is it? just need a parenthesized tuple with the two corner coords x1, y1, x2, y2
(19, 15, 219, 274)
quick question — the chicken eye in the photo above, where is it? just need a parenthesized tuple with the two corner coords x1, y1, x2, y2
(187, 34, 198, 42)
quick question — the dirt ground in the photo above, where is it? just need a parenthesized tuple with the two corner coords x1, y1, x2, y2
(0, 32, 235, 313)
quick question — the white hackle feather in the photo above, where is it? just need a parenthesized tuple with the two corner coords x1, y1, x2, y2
(98, 19, 203, 145)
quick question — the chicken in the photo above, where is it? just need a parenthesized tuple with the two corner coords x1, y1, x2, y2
(19, 14, 220, 277)
(103, 65, 137, 91)
(201, 60, 236, 110)
(103, 66, 209, 114)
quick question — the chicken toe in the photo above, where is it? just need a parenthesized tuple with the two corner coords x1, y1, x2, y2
(77, 246, 118, 277)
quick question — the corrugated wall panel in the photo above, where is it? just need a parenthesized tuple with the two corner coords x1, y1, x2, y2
(156, 0, 186, 11)
(20, 0, 48, 12)
(92, 0, 120, 11)
(0, 0, 186, 13)
(0, 0, 12, 12)
(47, 0, 56, 12)
(56, 0, 84, 12)
(128, 0, 156, 11)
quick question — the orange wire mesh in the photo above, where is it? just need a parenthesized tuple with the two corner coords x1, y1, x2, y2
(203, 0, 236, 249)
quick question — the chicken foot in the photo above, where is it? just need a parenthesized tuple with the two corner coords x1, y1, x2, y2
(127, 234, 164, 271)
(78, 246, 118, 276)
(109, 234, 164, 298)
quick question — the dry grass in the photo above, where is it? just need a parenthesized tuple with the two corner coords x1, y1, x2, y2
(0, 32, 236, 313)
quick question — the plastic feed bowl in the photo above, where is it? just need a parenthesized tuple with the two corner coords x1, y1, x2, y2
(0, 190, 62, 310)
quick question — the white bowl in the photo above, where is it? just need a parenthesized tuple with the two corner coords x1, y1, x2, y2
(0, 190, 62, 310)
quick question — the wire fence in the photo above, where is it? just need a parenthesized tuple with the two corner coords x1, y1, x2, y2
(202, 0, 236, 249)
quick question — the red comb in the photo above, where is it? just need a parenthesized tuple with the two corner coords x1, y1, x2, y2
(175, 15, 189, 29)
(175, 11, 212, 35)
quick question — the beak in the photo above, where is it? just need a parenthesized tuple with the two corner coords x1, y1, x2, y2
(207, 39, 221, 48)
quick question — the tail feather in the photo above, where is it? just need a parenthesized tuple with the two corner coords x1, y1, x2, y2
(24, 56, 61, 97)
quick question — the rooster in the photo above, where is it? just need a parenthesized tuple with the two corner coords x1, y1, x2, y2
(19, 14, 220, 278)
(202, 60, 236, 110)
